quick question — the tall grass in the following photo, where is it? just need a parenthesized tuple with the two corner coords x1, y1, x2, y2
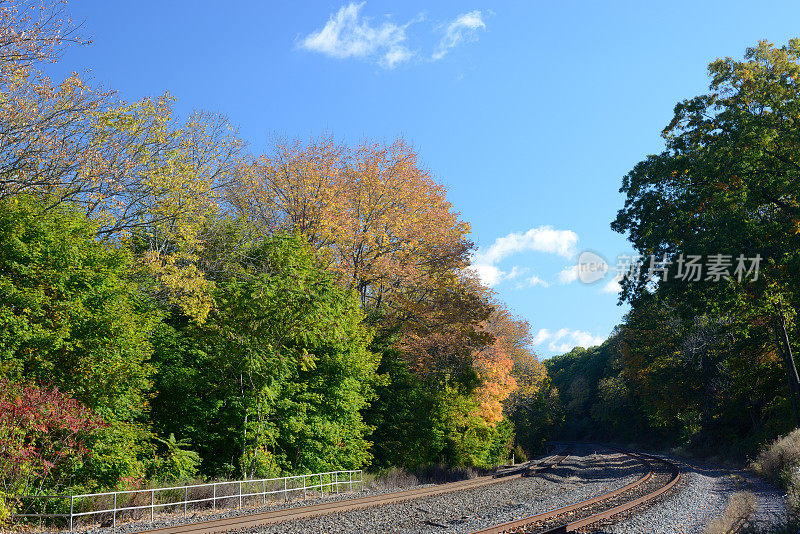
(364, 463, 482, 493)
(751, 429, 800, 510)
(703, 491, 755, 534)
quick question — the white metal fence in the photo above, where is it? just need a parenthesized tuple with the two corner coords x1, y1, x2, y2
(12, 469, 363, 531)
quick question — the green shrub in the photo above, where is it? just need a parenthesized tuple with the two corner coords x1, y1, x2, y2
(149, 434, 201, 483)
(0, 492, 10, 524)
(512, 444, 528, 463)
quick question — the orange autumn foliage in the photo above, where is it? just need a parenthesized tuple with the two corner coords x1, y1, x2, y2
(473, 302, 540, 424)
(399, 281, 537, 426)
(228, 135, 472, 314)
(229, 135, 537, 428)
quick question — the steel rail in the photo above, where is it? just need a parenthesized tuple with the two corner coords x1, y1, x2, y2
(468, 448, 680, 534)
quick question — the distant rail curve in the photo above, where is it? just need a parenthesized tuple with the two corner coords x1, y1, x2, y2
(469, 446, 680, 534)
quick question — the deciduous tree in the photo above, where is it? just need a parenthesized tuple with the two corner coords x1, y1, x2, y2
(229, 136, 472, 320)
(612, 39, 800, 425)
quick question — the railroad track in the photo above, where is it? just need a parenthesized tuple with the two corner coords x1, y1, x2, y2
(128, 451, 570, 534)
(469, 447, 681, 534)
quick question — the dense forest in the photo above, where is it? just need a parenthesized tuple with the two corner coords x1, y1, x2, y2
(0, 0, 548, 518)
(3, 0, 800, 524)
(543, 39, 800, 462)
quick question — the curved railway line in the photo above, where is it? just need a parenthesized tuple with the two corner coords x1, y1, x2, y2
(469, 448, 680, 534)
(122, 446, 679, 534)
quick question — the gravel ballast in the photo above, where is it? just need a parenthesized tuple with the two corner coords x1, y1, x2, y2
(235, 445, 645, 534)
(597, 454, 788, 534)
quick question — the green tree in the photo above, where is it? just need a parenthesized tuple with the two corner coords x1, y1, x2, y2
(150, 229, 380, 477)
(366, 343, 514, 469)
(0, 195, 159, 486)
(150, 434, 201, 482)
(612, 39, 800, 426)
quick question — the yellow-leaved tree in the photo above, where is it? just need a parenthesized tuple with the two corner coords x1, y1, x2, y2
(229, 135, 472, 320)
(90, 96, 244, 321)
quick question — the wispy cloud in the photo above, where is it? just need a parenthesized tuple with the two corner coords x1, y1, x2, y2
(382, 46, 414, 69)
(469, 226, 578, 288)
(432, 10, 486, 61)
(299, 2, 415, 69)
(517, 275, 550, 289)
(534, 328, 606, 353)
(299, 4, 487, 69)
(506, 265, 527, 280)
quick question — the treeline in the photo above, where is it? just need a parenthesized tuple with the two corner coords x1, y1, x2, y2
(0, 0, 547, 515)
(541, 39, 800, 460)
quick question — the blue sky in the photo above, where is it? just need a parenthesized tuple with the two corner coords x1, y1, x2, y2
(54, 0, 800, 357)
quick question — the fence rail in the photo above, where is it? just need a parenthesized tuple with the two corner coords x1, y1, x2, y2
(11, 469, 363, 532)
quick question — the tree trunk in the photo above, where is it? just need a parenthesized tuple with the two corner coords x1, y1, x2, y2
(774, 312, 800, 428)
(241, 373, 248, 477)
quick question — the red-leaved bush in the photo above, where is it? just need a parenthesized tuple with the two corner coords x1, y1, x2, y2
(0, 380, 104, 501)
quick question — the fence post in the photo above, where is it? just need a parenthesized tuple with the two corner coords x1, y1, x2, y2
(184, 486, 187, 517)
(262, 479, 266, 505)
(151, 488, 154, 522)
(69, 495, 74, 532)
(303, 475, 307, 500)
(335, 472, 338, 494)
(238, 481, 242, 509)
(113, 492, 117, 527)
(212, 484, 216, 512)
(320, 473, 324, 498)
(349, 471, 353, 492)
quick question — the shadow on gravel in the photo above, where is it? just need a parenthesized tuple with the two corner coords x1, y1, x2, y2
(672, 460, 789, 533)
(535, 452, 646, 485)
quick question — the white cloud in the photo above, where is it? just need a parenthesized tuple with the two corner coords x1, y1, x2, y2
(601, 275, 622, 294)
(381, 46, 413, 68)
(467, 264, 529, 288)
(432, 10, 486, 60)
(506, 265, 527, 280)
(558, 265, 580, 284)
(300, 4, 488, 68)
(533, 328, 606, 353)
(469, 263, 505, 287)
(473, 226, 579, 266)
(533, 328, 553, 346)
(519, 275, 550, 288)
(469, 226, 578, 288)
(299, 2, 415, 69)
